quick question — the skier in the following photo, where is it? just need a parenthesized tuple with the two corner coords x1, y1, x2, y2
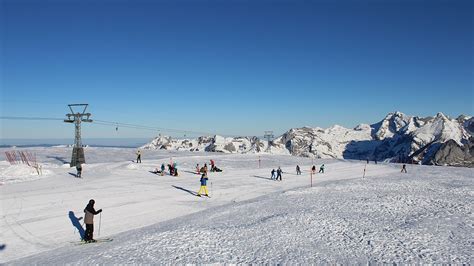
(271, 169, 276, 180)
(76, 163, 82, 178)
(173, 162, 178, 176)
(366, 159, 369, 164)
(311, 165, 316, 174)
(203, 163, 208, 174)
(196, 164, 200, 174)
(168, 164, 173, 176)
(276, 167, 282, 181)
(160, 163, 165, 176)
(319, 164, 325, 173)
(136, 150, 142, 163)
(197, 173, 209, 197)
(401, 164, 407, 173)
(83, 199, 102, 243)
(296, 165, 301, 175)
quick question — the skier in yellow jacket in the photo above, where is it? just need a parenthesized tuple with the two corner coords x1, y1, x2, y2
(197, 173, 209, 197)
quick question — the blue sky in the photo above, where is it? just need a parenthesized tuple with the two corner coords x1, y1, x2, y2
(1, 0, 473, 139)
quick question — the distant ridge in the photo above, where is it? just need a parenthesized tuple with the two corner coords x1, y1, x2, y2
(142, 112, 473, 167)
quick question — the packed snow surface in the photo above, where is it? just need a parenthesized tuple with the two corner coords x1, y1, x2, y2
(0, 147, 472, 264)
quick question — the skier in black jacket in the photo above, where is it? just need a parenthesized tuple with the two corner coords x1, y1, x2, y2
(84, 199, 102, 242)
(276, 167, 283, 181)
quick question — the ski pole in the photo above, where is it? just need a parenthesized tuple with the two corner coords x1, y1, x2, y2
(98, 212, 102, 237)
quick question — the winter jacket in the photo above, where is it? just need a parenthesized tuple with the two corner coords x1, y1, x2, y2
(200, 176, 208, 186)
(84, 204, 101, 225)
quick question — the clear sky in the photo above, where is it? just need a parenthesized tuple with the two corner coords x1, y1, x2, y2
(1, 0, 473, 140)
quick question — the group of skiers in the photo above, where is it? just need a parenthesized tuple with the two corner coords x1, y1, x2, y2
(297, 164, 324, 175)
(76, 159, 411, 244)
(271, 167, 283, 181)
(152, 162, 179, 176)
(270, 164, 325, 180)
(313, 164, 325, 174)
(196, 160, 222, 175)
(194, 160, 221, 197)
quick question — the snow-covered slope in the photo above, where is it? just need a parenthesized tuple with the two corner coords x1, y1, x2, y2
(141, 112, 473, 166)
(5, 150, 473, 264)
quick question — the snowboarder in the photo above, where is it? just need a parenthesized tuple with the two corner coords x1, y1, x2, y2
(271, 169, 276, 180)
(276, 167, 282, 181)
(319, 164, 325, 173)
(83, 199, 102, 243)
(311, 165, 316, 174)
(296, 165, 301, 175)
(76, 163, 82, 178)
(136, 150, 142, 163)
(401, 164, 407, 173)
(197, 173, 209, 197)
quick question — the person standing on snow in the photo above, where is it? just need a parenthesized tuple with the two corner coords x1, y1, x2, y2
(401, 164, 407, 173)
(271, 169, 276, 180)
(311, 165, 316, 174)
(136, 150, 142, 163)
(210, 159, 215, 172)
(296, 165, 301, 175)
(197, 173, 209, 197)
(319, 164, 325, 173)
(203, 163, 208, 175)
(76, 163, 82, 178)
(83, 199, 102, 242)
(173, 162, 178, 176)
(160, 163, 165, 176)
(276, 167, 283, 181)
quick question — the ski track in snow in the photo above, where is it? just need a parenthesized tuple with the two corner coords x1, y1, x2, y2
(0, 147, 473, 264)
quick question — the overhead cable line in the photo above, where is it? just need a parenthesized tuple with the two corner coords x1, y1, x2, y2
(0, 116, 237, 137)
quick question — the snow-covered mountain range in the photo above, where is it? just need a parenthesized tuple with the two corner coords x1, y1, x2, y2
(141, 112, 473, 166)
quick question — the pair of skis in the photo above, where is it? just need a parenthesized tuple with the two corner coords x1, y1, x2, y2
(73, 238, 113, 245)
